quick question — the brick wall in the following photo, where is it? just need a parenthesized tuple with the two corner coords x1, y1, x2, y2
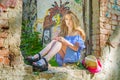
(0, 0, 19, 65)
(100, 0, 120, 53)
(0, 0, 28, 79)
(0, 0, 22, 66)
(91, 0, 120, 57)
(0, 8, 10, 65)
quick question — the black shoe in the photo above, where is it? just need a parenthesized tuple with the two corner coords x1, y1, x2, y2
(25, 54, 41, 65)
(32, 58, 48, 72)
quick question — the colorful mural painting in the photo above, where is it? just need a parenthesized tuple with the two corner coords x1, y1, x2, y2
(42, 0, 70, 46)
(36, 0, 70, 45)
(43, 0, 69, 29)
(36, 0, 83, 46)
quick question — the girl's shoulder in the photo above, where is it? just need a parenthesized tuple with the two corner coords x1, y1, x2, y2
(75, 28, 86, 41)
(74, 30, 81, 36)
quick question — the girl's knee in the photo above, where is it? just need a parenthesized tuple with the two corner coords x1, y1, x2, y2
(55, 41, 62, 47)
(51, 40, 57, 43)
(51, 40, 62, 47)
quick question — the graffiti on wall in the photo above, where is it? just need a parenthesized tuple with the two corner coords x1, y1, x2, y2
(36, 0, 83, 46)
(43, 0, 69, 28)
(42, 0, 70, 45)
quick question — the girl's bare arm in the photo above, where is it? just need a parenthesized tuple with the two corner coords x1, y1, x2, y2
(58, 37, 79, 51)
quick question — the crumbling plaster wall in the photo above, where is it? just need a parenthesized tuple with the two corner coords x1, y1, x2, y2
(0, 0, 27, 80)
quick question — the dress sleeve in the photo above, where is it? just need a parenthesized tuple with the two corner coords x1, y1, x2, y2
(76, 35, 85, 51)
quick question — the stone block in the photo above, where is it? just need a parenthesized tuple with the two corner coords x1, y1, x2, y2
(100, 22, 105, 28)
(0, 48, 9, 65)
(100, 17, 107, 22)
(3, 57, 10, 65)
(118, 15, 120, 21)
(24, 65, 33, 74)
(0, 12, 8, 19)
(100, 34, 109, 42)
(0, 56, 4, 63)
(0, 31, 8, 38)
(100, 34, 107, 41)
(0, 38, 4, 47)
(7, 10, 16, 18)
(39, 67, 88, 80)
(0, 19, 9, 29)
(0, 56, 9, 65)
(112, 25, 116, 30)
(9, 0, 17, 8)
(100, 39, 107, 48)
(100, 11, 102, 17)
(100, 28, 111, 34)
(105, 18, 111, 23)
(102, 6, 108, 12)
(111, 20, 118, 25)
(100, 10, 106, 17)
(0, 48, 9, 57)
(110, 0, 115, 4)
(100, 1, 107, 7)
(105, 23, 112, 30)
(108, 19, 112, 24)
(112, 14, 117, 20)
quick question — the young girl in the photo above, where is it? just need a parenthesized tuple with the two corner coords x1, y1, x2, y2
(26, 11, 86, 71)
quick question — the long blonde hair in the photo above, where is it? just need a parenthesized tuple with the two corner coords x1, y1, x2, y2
(60, 11, 86, 41)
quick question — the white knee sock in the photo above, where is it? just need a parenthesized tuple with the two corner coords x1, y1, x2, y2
(34, 40, 57, 58)
(44, 41, 62, 61)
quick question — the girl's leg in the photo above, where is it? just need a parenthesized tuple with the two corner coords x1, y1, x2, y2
(34, 40, 57, 58)
(32, 41, 62, 69)
(58, 45, 67, 59)
(26, 40, 57, 64)
(55, 44, 67, 66)
(44, 41, 62, 61)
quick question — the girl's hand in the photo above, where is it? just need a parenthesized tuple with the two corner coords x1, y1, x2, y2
(75, 42, 79, 47)
(58, 37, 64, 42)
(52, 37, 59, 40)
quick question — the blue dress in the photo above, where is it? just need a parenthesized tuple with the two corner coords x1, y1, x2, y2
(55, 35, 85, 66)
